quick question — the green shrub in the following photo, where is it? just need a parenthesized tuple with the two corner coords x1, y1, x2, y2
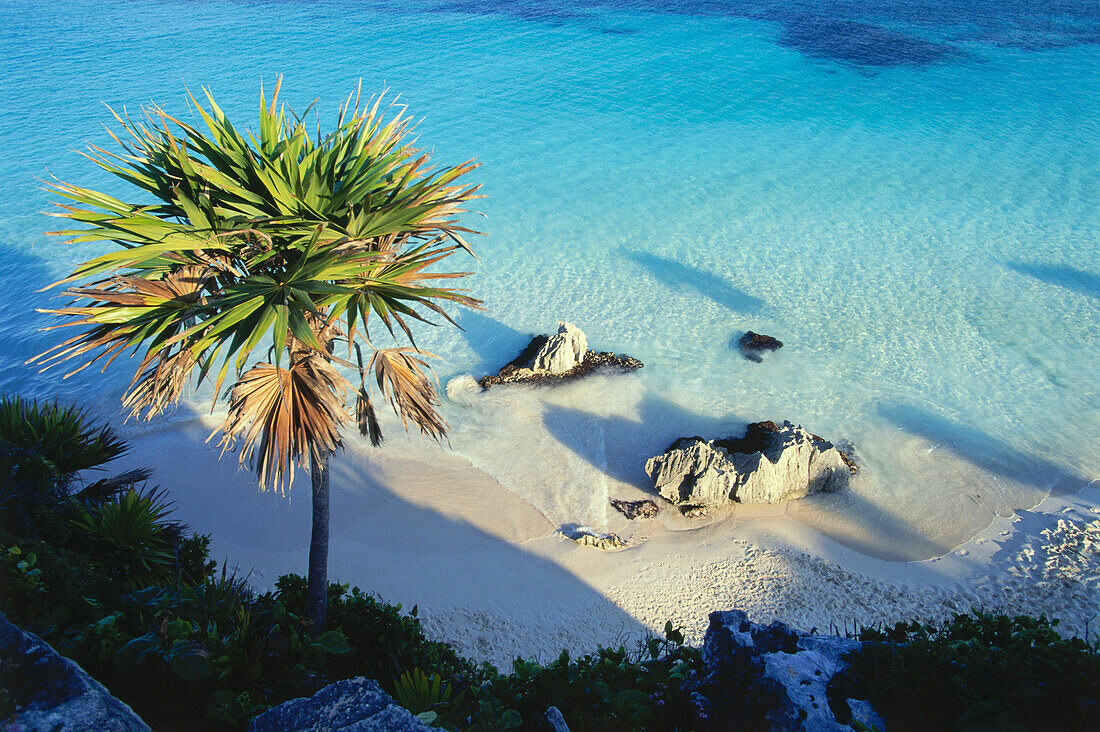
(71, 488, 180, 587)
(468, 622, 706, 731)
(832, 611, 1100, 731)
(0, 394, 148, 540)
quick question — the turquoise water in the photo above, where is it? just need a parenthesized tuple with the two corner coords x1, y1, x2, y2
(2, 1, 1098, 557)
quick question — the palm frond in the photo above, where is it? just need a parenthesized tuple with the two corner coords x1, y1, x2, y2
(369, 347, 447, 442)
(215, 354, 348, 492)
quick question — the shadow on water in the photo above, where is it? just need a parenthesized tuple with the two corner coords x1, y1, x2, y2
(542, 390, 744, 489)
(1005, 261, 1100, 302)
(877, 402, 1091, 497)
(0, 247, 134, 406)
(621, 249, 766, 316)
(455, 309, 533, 375)
(543, 390, 947, 560)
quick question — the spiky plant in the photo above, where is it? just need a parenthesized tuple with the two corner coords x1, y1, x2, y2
(0, 394, 148, 537)
(32, 78, 483, 629)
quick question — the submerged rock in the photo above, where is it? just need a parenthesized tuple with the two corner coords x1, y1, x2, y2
(738, 331, 783, 362)
(248, 677, 431, 732)
(560, 525, 628, 550)
(479, 322, 642, 388)
(0, 611, 151, 732)
(645, 421, 851, 507)
(610, 498, 660, 520)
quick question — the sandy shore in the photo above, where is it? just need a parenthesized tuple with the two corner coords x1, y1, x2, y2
(110, 404, 1100, 670)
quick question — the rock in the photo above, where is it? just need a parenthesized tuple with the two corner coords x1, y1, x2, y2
(694, 610, 881, 732)
(478, 324, 642, 388)
(610, 498, 659, 520)
(645, 421, 850, 507)
(738, 331, 783, 362)
(0, 611, 152, 732)
(559, 525, 627, 550)
(544, 705, 571, 732)
(679, 505, 709, 518)
(533, 322, 587, 374)
(248, 677, 432, 732)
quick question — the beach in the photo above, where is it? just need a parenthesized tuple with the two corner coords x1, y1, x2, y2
(115, 399, 1100, 669)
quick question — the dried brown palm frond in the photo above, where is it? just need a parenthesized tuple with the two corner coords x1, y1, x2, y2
(122, 347, 198, 421)
(215, 354, 349, 493)
(369, 347, 447, 443)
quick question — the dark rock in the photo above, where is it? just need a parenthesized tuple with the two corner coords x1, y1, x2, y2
(0, 611, 152, 731)
(713, 420, 781, 456)
(679, 505, 709, 518)
(610, 499, 659, 520)
(693, 610, 883, 732)
(479, 325, 642, 388)
(248, 677, 431, 731)
(738, 331, 783, 362)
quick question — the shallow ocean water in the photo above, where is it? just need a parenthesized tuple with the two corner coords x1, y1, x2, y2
(1, 0, 1098, 559)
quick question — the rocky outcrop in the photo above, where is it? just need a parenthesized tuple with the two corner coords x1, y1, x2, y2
(610, 498, 659, 520)
(693, 610, 883, 731)
(738, 331, 783, 362)
(645, 421, 851, 507)
(479, 323, 642, 388)
(559, 525, 627, 550)
(248, 677, 431, 732)
(0, 611, 152, 732)
(533, 322, 587, 373)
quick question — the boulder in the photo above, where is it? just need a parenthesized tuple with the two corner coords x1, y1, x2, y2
(559, 525, 627, 550)
(738, 331, 783, 362)
(533, 322, 587, 374)
(0, 611, 152, 732)
(479, 323, 642, 388)
(693, 610, 883, 732)
(248, 677, 431, 732)
(645, 421, 851, 507)
(610, 498, 659, 520)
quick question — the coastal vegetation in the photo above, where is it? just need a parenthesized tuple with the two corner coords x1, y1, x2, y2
(30, 79, 483, 631)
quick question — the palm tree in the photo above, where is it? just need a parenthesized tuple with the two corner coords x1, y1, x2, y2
(31, 78, 483, 630)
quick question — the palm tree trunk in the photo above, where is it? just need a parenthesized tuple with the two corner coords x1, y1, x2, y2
(307, 450, 330, 634)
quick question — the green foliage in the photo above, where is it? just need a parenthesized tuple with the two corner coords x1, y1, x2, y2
(0, 394, 146, 540)
(395, 668, 453, 716)
(468, 621, 706, 731)
(71, 488, 179, 587)
(834, 611, 1100, 732)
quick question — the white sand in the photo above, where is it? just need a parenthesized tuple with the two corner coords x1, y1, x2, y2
(115, 407, 1100, 670)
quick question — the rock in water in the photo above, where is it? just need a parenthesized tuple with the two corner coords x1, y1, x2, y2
(0, 611, 152, 731)
(645, 421, 851, 507)
(533, 321, 587, 374)
(478, 322, 642, 388)
(248, 677, 432, 731)
(738, 331, 783, 362)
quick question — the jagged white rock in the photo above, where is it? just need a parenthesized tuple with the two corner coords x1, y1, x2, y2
(532, 321, 587, 374)
(645, 421, 849, 506)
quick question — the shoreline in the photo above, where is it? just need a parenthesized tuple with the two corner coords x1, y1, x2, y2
(113, 411, 1100, 669)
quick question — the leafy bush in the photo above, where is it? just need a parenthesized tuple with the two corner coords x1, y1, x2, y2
(831, 611, 1100, 731)
(466, 623, 706, 731)
(71, 487, 181, 587)
(0, 394, 148, 540)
